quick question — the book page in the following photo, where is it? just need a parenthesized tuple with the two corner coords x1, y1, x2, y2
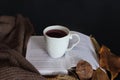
(26, 31, 99, 75)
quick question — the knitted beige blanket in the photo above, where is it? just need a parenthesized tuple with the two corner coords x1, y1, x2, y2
(0, 14, 46, 80)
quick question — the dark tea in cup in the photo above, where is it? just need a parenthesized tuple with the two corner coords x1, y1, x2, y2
(46, 29, 67, 38)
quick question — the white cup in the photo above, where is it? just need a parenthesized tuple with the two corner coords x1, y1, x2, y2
(43, 25, 80, 58)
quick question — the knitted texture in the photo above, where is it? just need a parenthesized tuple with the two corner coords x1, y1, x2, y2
(0, 14, 46, 80)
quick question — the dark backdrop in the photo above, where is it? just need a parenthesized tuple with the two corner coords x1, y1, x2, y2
(0, 0, 120, 56)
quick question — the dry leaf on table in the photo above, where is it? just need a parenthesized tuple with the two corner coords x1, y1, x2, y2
(91, 68, 110, 80)
(76, 60, 93, 80)
(99, 45, 120, 80)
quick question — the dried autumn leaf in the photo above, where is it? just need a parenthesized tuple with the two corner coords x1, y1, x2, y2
(91, 68, 110, 80)
(76, 60, 93, 80)
(90, 35, 101, 56)
(99, 45, 120, 80)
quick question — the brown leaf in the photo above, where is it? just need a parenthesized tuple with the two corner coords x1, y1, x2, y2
(99, 45, 120, 80)
(76, 60, 93, 80)
(91, 68, 110, 80)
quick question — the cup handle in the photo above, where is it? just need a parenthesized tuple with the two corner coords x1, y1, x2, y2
(67, 33, 80, 51)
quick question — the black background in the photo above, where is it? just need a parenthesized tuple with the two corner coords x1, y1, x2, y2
(0, 0, 120, 54)
(0, 0, 120, 79)
(0, 0, 120, 55)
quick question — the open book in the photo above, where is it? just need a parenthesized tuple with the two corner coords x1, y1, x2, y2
(26, 31, 99, 75)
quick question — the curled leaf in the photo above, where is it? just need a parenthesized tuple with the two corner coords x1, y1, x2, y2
(99, 45, 120, 80)
(76, 60, 93, 80)
(92, 68, 110, 80)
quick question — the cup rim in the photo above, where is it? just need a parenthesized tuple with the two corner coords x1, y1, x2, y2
(43, 25, 70, 38)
